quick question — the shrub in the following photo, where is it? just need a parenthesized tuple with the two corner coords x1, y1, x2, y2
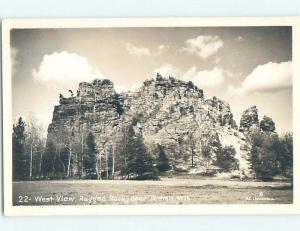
(215, 145, 238, 172)
(249, 132, 281, 180)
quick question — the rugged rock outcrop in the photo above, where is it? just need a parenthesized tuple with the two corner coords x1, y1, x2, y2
(239, 106, 260, 132)
(47, 76, 274, 176)
(48, 79, 125, 151)
(260, 115, 276, 133)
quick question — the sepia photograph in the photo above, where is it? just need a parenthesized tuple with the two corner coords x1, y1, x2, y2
(2, 18, 300, 215)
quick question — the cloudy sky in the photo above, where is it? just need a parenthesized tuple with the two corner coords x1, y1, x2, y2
(11, 27, 292, 134)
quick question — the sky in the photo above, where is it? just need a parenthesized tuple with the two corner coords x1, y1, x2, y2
(10, 27, 292, 134)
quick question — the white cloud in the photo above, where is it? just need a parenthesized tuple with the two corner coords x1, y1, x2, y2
(126, 43, 151, 57)
(14, 111, 52, 136)
(230, 61, 292, 95)
(32, 51, 102, 92)
(182, 67, 231, 87)
(126, 43, 166, 58)
(153, 64, 232, 88)
(156, 44, 166, 55)
(213, 56, 221, 64)
(181, 35, 224, 59)
(153, 64, 181, 78)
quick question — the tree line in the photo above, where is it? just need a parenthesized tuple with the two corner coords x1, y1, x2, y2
(12, 117, 170, 181)
(199, 130, 293, 180)
(13, 117, 45, 180)
(12, 116, 293, 181)
(248, 131, 293, 180)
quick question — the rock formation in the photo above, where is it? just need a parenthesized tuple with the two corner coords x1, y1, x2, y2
(239, 106, 260, 132)
(47, 75, 276, 176)
(260, 115, 276, 133)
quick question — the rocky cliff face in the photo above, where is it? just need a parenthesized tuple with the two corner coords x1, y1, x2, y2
(47, 76, 276, 176)
(48, 79, 125, 152)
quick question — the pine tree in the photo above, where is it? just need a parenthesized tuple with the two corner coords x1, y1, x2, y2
(277, 133, 293, 176)
(60, 146, 70, 176)
(215, 145, 238, 172)
(125, 133, 158, 180)
(12, 117, 27, 180)
(54, 154, 65, 179)
(42, 140, 56, 179)
(119, 125, 135, 178)
(249, 132, 279, 180)
(84, 132, 98, 179)
(157, 144, 171, 172)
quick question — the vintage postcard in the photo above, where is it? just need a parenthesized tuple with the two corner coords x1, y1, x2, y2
(2, 17, 300, 216)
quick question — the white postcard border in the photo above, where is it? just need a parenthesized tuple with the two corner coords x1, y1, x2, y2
(2, 17, 300, 216)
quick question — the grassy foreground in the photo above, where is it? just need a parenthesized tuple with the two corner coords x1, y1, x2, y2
(13, 177, 293, 205)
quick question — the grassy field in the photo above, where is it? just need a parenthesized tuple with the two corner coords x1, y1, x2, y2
(13, 177, 293, 205)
